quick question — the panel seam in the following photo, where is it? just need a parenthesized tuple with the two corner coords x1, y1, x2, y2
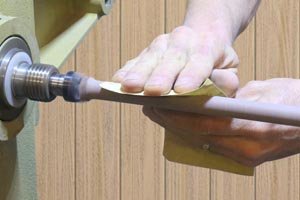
(74, 50, 77, 200)
(119, 1, 122, 199)
(254, 15, 257, 200)
(164, 0, 167, 200)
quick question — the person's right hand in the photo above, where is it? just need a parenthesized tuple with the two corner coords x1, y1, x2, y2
(112, 26, 240, 96)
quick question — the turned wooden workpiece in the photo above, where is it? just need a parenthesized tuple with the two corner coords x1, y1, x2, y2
(81, 78, 300, 127)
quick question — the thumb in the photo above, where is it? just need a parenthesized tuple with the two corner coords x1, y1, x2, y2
(210, 68, 239, 97)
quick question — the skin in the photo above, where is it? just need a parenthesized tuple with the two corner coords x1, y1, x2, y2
(113, 0, 261, 96)
(143, 79, 300, 167)
(112, 0, 300, 167)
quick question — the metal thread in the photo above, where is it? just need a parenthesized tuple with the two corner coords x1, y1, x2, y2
(23, 64, 59, 102)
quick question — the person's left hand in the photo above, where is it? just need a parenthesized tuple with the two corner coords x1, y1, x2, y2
(143, 78, 300, 167)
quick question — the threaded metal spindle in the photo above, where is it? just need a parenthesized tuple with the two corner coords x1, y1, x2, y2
(22, 64, 59, 102)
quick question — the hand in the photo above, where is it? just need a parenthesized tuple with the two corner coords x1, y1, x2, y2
(113, 26, 239, 96)
(143, 78, 300, 167)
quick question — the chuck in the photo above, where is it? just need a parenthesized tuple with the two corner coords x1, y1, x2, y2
(0, 37, 85, 120)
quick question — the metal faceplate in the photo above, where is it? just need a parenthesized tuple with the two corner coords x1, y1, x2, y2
(0, 37, 32, 121)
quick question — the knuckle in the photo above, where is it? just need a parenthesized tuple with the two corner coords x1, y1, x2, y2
(125, 59, 137, 66)
(138, 48, 150, 57)
(172, 26, 193, 35)
(153, 34, 169, 44)
(227, 48, 240, 67)
(234, 56, 240, 67)
(170, 26, 196, 48)
(150, 34, 169, 51)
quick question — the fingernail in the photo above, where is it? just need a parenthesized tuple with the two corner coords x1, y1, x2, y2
(121, 73, 144, 92)
(145, 77, 171, 95)
(123, 74, 141, 85)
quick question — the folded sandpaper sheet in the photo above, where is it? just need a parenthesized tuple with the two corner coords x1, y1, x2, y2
(100, 79, 254, 175)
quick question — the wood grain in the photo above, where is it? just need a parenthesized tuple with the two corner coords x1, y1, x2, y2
(255, 1, 300, 200)
(75, 2, 121, 200)
(165, 1, 210, 200)
(35, 1, 300, 200)
(36, 56, 75, 200)
(120, 0, 165, 200)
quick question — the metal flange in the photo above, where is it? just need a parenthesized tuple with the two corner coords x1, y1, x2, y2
(0, 37, 32, 121)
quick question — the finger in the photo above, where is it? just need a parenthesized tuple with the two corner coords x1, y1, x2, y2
(112, 58, 139, 82)
(204, 136, 292, 167)
(266, 139, 300, 162)
(174, 53, 214, 93)
(151, 107, 283, 139)
(121, 52, 160, 92)
(150, 108, 269, 138)
(144, 28, 192, 95)
(210, 68, 239, 97)
(143, 106, 260, 166)
(121, 35, 169, 92)
(164, 125, 274, 167)
(216, 45, 239, 69)
(143, 49, 187, 95)
(149, 108, 235, 136)
(112, 48, 149, 82)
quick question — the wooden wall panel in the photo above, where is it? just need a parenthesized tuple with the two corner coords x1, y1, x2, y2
(120, 1, 165, 200)
(35, 1, 300, 200)
(165, 1, 210, 200)
(256, 1, 300, 200)
(75, 2, 121, 200)
(36, 56, 75, 200)
(121, 0, 165, 200)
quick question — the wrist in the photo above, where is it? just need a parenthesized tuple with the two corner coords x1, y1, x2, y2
(183, 19, 235, 46)
(183, 0, 249, 45)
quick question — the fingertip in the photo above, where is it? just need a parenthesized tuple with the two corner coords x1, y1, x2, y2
(121, 80, 144, 93)
(173, 58, 212, 94)
(210, 69, 239, 97)
(174, 78, 201, 94)
(144, 76, 173, 96)
(144, 85, 169, 96)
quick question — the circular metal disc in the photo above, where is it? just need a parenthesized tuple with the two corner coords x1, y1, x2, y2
(0, 37, 32, 121)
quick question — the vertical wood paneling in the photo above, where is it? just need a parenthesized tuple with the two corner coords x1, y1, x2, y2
(256, 1, 300, 200)
(235, 21, 256, 86)
(210, 19, 256, 200)
(165, 1, 210, 200)
(75, 2, 121, 200)
(36, 1, 300, 200)
(120, 1, 165, 200)
(36, 56, 75, 200)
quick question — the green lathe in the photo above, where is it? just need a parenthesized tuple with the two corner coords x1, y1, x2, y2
(0, 1, 112, 199)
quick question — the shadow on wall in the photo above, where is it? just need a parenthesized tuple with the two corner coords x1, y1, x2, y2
(0, 139, 16, 200)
